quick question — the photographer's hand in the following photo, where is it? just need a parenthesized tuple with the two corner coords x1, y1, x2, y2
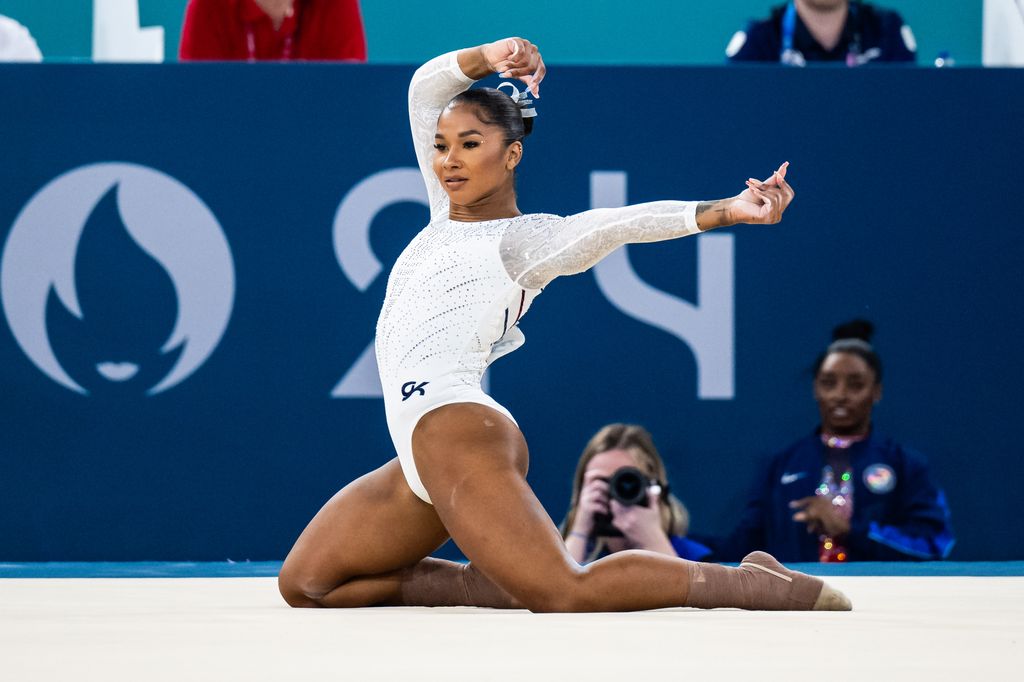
(565, 471, 610, 562)
(609, 488, 676, 557)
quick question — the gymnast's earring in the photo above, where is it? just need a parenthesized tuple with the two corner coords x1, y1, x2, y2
(506, 142, 522, 170)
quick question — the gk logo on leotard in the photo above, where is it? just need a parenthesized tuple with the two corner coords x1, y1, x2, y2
(401, 381, 429, 400)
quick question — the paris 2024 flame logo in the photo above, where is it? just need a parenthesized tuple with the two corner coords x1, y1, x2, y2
(1, 163, 235, 396)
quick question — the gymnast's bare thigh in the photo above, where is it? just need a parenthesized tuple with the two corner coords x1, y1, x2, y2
(411, 403, 598, 611)
(412, 401, 530, 482)
(278, 458, 449, 607)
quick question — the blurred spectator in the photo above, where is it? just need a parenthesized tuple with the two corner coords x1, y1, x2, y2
(561, 424, 710, 563)
(0, 14, 42, 62)
(179, 0, 366, 62)
(726, 0, 915, 65)
(695, 320, 955, 562)
(983, 0, 1024, 66)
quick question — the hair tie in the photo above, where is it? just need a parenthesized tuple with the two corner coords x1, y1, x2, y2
(497, 82, 537, 119)
(828, 338, 874, 354)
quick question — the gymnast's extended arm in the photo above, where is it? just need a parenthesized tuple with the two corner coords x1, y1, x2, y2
(511, 164, 795, 290)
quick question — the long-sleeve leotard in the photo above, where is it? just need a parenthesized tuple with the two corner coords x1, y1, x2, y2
(379, 51, 703, 384)
(377, 51, 706, 502)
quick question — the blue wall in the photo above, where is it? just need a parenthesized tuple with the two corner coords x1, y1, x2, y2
(0, 0, 985, 65)
(1, 63, 1022, 561)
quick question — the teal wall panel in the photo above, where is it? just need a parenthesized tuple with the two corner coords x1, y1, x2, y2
(363, 1, 983, 66)
(0, 1, 985, 65)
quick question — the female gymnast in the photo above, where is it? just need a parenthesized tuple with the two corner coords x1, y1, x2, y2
(279, 37, 851, 612)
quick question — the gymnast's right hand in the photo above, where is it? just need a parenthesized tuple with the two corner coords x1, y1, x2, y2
(481, 37, 546, 97)
(734, 162, 795, 225)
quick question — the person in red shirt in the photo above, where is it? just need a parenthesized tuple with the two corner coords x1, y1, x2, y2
(179, 0, 367, 62)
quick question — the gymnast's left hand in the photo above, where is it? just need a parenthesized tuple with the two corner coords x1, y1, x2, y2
(731, 162, 795, 225)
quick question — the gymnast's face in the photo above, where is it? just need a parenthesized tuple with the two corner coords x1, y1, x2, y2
(433, 105, 522, 208)
(814, 352, 881, 436)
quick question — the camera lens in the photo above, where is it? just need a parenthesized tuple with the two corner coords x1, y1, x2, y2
(609, 466, 649, 506)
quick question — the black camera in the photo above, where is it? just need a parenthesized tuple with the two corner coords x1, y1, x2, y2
(591, 466, 657, 538)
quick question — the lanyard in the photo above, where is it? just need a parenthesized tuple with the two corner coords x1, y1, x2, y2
(245, 24, 294, 62)
(781, 2, 798, 57)
(780, 1, 862, 67)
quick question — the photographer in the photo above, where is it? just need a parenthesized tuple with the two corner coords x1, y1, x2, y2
(561, 424, 710, 563)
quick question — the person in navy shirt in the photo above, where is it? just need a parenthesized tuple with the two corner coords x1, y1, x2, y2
(726, 0, 916, 66)
(696, 320, 954, 562)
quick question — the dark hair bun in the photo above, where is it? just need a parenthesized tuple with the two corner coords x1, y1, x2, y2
(832, 319, 874, 343)
(448, 87, 532, 144)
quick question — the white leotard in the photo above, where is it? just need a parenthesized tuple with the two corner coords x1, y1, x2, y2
(377, 51, 702, 503)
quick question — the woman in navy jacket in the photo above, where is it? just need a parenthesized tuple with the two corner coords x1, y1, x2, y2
(701, 321, 954, 563)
